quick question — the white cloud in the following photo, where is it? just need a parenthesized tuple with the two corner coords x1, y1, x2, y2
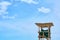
(0, 1, 11, 6)
(38, 7, 51, 13)
(0, 1, 17, 19)
(10, 0, 38, 4)
(20, 0, 38, 4)
(0, 1, 12, 15)
(2, 16, 15, 19)
(2, 14, 17, 19)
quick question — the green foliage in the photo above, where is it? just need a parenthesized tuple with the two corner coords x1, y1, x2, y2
(44, 32, 48, 38)
(39, 32, 43, 35)
(39, 29, 48, 38)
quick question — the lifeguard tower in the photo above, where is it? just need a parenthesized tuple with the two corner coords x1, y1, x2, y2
(35, 23, 54, 40)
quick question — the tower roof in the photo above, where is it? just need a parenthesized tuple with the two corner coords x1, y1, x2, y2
(35, 23, 53, 28)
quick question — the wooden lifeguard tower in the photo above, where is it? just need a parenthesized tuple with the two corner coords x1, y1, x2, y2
(35, 23, 54, 40)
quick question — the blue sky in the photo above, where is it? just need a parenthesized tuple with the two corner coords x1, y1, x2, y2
(0, 0, 60, 40)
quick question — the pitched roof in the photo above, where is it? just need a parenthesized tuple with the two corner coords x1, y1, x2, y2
(35, 23, 53, 28)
